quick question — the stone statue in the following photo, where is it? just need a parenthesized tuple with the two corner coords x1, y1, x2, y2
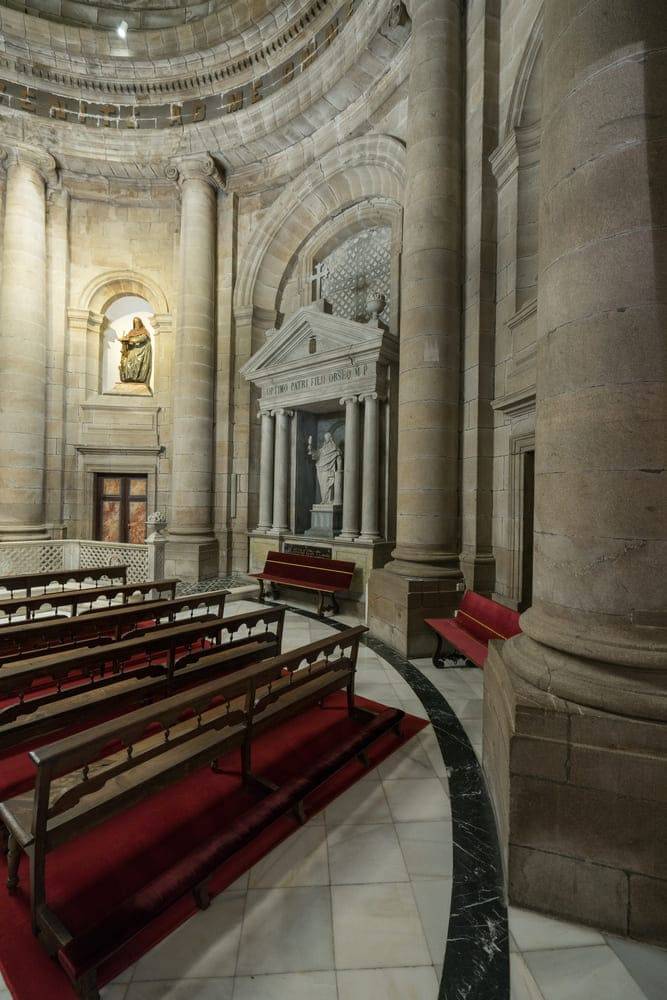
(119, 316, 152, 385)
(307, 432, 343, 504)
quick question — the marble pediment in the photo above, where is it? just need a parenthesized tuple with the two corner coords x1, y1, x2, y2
(241, 301, 398, 410)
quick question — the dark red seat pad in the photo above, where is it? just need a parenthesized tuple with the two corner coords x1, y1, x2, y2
(58, 707, 404, 983)
(425, 620, 488, 667)
(252, 551, 354, 592)
(426, 591, 521, 667)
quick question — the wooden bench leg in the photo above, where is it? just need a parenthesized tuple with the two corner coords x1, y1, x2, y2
(330, 593, 340, 615)
(193, 882, 211, 911)
(257, 579, 265, 602)
(76, 969, 101, 1000)
(317, 591, 326, 617)
(6, 835, 20, 894)
(432, 633, 447, 668)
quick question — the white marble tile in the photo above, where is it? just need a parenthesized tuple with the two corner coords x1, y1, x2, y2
(126, 981, 233, 1000)
(524, 944, 649, 1000)
(224, 871, 249, 894)
(331, 883, 431, 970)
(354, 683, 404, 710)
(411, 878, 452, 968)
(132, 894, 245, 981)
(236, 886, 334, 975)
(399, 697, 431, 721)
(395, 820, 453, 879)
(100, 987, 129, 1000)
(509, 907, 605, 952)
(444, 693, 483, 720)
(510, 953, 545, 1000)
(337, 966, 439, 1000)
(418, 729, 448, 778)
(324, 779, 392, 827)
(328, 823, 409, 884)
(232, 971, 338, 1000)
(605, 934, 667, 1000)
(249, 824, 328, 888)
(377, 737, 435, 780)
(383, 778, 451, 823)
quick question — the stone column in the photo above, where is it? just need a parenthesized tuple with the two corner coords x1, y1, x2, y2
(271, 409, 292, 534)
(484, 0, 667, 945)
(257, 410, 275, 532)
(357, 393, 381, 542)
(0, 145, 56, 540)
(368, 0, 464, 654)
(166, 154, 224, 581)
(338, 396, 361, 541)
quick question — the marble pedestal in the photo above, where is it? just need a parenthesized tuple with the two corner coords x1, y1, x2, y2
(484, 640, 667, 946)
(164, 536, 219, 582)
(305, 503, 342, 539)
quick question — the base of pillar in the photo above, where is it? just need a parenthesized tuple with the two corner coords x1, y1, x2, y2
(0, 524, 51, 541)
(483, 638, 667, 947)
(164, 535, 219, 582)
(367, 567, 464, 658)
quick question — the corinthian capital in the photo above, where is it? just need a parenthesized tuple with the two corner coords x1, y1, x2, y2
(1, 143, 58, 185)
(166, 153, 225, 191)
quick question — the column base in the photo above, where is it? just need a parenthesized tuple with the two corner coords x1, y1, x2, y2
(368, 567, 464, 658)
(484, 637, 667, 946)
(0, 524, 50, 541)
(164, 535, 219, 583)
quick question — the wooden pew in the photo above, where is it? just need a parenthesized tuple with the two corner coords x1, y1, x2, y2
(0, 606, 286, 754)
(0, 590, 227, 663)
(252, 550, 355, 616)
(0, 566, 128, 599)
(0, 580, 180, 625)
(0, 626, 404, 999)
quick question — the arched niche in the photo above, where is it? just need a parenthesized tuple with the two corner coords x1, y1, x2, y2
(101, 295, 156, 397)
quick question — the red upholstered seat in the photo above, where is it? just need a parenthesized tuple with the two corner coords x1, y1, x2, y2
(425, 591, 521, 668)
(254, 572, 338, 594)
(424, 619, 488, 667)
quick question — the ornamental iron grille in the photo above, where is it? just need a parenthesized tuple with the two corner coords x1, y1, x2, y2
(316, 227, 391, 328)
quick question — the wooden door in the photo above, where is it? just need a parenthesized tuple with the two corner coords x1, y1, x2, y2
(94, 475, 148, 544)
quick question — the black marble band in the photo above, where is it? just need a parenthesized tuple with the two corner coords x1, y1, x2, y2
(253, 599, 510, 1000)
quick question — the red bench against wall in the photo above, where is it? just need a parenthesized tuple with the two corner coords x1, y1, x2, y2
(425, 591, 521, 668)
(252, 550, 355, 617)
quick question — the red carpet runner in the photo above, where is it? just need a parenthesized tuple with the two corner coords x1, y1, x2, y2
(0, 693, 427, 999)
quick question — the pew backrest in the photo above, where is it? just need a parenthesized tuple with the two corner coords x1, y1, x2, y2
(0, 566, 128, 599)
(0, 589, 226, 662)
(0, 579, 179, 625)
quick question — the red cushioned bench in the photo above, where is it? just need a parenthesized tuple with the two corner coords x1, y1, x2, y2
(425, 591, 521, 668)
(252, 550, 355, 617)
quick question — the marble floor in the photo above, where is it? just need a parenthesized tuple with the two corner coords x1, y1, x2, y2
(2, 595, 666, 1000)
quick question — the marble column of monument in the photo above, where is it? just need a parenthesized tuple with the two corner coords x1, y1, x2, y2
(357, 393, 381, 542)
(338, 396, 361, 541)
(368, 0, 464, 655)
(484, 0, 667, 944)
(166, 155, 224, 580)
(0, 145, 56, 539)
(256, 411, 275, 533)
(271, 409, 292, 534)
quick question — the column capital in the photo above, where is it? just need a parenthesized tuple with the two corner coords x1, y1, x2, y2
(273, 408, 294, 419)
(340, 395, 360, 406)
(360, 391, 380, 403)
(1, 143, 58, 185)
(166, 153, 226, 192)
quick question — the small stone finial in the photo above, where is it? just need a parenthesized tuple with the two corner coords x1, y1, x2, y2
(366, 291, 386, 322)
(145, 509, 168, 542)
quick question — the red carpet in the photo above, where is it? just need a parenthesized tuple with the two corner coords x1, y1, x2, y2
(0, 693, 427, 999)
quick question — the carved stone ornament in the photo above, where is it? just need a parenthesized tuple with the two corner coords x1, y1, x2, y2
(388, 1, 409, 28)
(145, 509, 168, 541)
(166, 154, 226, 191)
(0, 144, 58, 185)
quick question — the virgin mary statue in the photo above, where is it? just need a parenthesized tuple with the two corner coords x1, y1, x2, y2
(119, 317, 152, 385)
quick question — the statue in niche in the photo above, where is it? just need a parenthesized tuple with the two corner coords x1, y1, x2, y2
(119, 317, 152, 385)
(307, 432, 343, 504)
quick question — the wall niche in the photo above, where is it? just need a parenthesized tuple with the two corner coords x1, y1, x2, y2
(101, 295, 156, 397)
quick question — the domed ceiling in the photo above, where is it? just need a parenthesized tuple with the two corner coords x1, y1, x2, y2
(0, 0, 411, 181)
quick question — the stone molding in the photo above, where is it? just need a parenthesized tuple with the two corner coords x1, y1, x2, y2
(167, 154, 226, 192)
(0, 143, 58, 185)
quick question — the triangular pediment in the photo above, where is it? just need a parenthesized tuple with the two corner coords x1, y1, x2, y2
(241, 302, 393, 381)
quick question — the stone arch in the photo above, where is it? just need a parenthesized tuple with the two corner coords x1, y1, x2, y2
(504, 6, 544, 140)
(79, 269, 170, 317)
(234, 134, 406, 317)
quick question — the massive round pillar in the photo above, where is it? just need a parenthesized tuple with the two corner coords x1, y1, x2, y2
(484, 0, 667, 945)
(166, 154, 224, 580)
(368, 0, 464, 654)
(0, 145, 55, 540)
